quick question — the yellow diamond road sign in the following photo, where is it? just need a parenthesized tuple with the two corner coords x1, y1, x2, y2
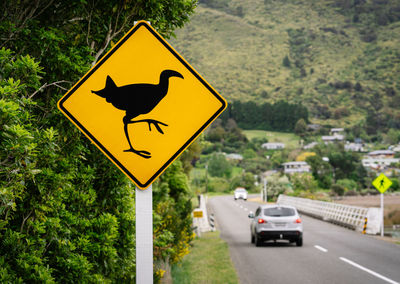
(58, 21, 227, 189)
(372, 173, 392, 193)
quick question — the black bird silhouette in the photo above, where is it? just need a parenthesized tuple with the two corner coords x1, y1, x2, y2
(91, 70, 184, 158)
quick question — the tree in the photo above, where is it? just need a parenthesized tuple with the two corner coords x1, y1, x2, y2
(230, 172, 256, 192)
(243, 148, 257, 159)
(290, 173, 318, 192)
(336, 179, 358, 192)
(282, 55, 291, 67)
(306, 155, 333, 189)
(294, 118, 307, 136)
(331, 184, 345, 196)
(0, 1, 196, 282)
(208, 153, 232, 178)
(265, 175, 293, 199)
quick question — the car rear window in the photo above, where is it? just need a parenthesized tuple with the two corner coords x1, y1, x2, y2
(264, 207, 295, 217)
(235, 188, 246, 192)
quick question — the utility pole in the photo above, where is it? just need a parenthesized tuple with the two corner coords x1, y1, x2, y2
(263, 178, 267, 203)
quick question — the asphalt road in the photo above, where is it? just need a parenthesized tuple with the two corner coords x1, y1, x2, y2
(208, 195, 400, 284)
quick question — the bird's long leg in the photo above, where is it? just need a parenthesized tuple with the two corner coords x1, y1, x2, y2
(123, 119, 151, 159)
(125, 119, 168, 134)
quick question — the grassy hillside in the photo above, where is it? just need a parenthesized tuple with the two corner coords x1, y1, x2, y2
(169, 0, 400, 128)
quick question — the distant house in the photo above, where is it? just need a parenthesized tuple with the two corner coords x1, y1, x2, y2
(307, 124, 321, 131)
(354, 138, 363, 144)
(282, 161, 311, 174)
(225, 153, 243, 161)
(363, 150, 399, 170)
(389, 144, 400, 153)
(261, 170, 278, 178)
(345, 142, 365, 152)
(362, 158, 399, 170)
(261, 142, 285, 150)
(322, 135, 344, 144)
(330, 128, 344, 136)
(303, 142, 318, 150)
(367, 150, 395, 159)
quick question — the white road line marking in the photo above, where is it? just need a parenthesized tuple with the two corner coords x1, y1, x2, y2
(240, 205, 243, 208)
(244, 208, 248, 211)
(314, 245, 328, 253)
(339, 257, 399, 284)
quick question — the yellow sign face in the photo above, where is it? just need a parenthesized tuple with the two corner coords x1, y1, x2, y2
(58, 21, 227, 189)
(193, 211, 203, 218)
(372, 173, 392, 193)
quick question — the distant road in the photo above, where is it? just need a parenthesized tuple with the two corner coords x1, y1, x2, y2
(208, 195, 400, 284)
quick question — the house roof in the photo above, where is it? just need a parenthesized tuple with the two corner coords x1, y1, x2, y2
(331, 128, 344, 132)
(368, 150, 395, 156)
(262, 142, 285, 146)
(225, 153, 243, 160)
(322, 135, 344, 141)
(282, 161, 309, 166)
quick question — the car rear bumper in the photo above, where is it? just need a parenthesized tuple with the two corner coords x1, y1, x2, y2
(234, 195, 247, 199)
(257, 230, 302, 241)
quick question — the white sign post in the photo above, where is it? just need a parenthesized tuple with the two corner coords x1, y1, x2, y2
(136, 185, 153, 283)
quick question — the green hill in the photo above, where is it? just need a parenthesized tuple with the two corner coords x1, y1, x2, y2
(169, 0, 400, 128)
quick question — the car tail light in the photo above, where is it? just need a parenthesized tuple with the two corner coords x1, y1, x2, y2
(258, 218, 265, 224)
(295, 218, 302, 223)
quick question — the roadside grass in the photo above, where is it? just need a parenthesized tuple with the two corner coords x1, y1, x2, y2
(171, 231, 239, 284)
(243, 130, 301, 148)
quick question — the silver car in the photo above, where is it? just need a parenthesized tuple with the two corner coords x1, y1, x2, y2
(234, 187, 247, 200)
(249, 205, 303, 247)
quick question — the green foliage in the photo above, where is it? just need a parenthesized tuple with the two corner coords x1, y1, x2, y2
(294, 118, 307, 137)
(1, 1, 197, 282)
(282, 55, 291, 67)
(153, 161, 194, 281)
(0, 50, 137, 282)
(331, 184, 345, 196)
(306, 155, 333, 189)
(230, 172, 256, 192)
(242, 148, 257, 159)
(208, 153, 232, 178)
(204, 118, 248, 154)
(390, 178, 399, 191)
(226, 100, 308, 131)
(384, 129, 400, 144)
(290, 173, 318, 193)
(265, 175, 293, 199)
(171, 1, 400, 128)
(207, 177, 231, 193)
(336, 179, 358, 192)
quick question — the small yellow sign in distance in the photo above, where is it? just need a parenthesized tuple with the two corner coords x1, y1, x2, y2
(58, 21, 227, 189)
(372, 173, 392, 193)
(193, 211, 203, 218)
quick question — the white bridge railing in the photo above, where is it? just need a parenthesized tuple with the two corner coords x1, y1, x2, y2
(277, 195, 381, 234)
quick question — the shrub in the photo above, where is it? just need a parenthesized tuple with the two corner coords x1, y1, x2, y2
(331, 184, 345, 196)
